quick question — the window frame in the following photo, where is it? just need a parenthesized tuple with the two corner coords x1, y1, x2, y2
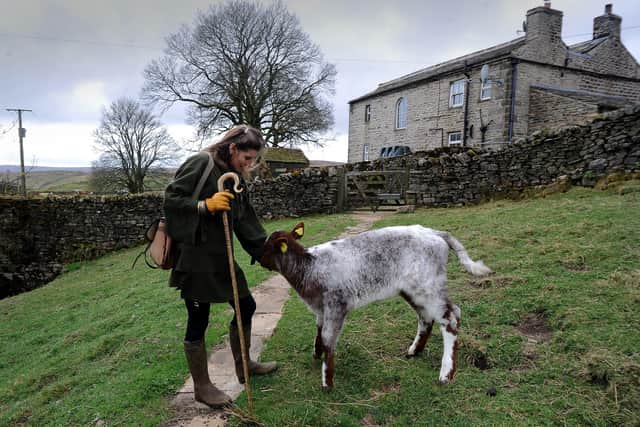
(448, 131, 463, 146)
(449, 79, 465, 108)
(364, 104, 371, 122)
(480, 81, 492, 100)
(395, 97, 407, 129)
(363, 144, 370, 161)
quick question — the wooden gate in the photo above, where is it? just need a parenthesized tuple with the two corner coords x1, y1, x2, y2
(343, 169, 414, 212)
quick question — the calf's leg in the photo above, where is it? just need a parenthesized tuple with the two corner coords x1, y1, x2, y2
(437, 303, 461, 384)
(314, 313, 324, 359)
(314, 325, 323, 359)
(321, 308, 347, 389)
(401, 291, 434, 356)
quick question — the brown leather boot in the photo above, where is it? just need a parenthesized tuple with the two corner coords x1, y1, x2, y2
(183, 340, 232, 407)
(229, 322, 278, 384)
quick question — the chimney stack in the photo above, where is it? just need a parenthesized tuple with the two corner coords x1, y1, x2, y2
(525, 5, 563, 45)
(593, 4, 621, 39)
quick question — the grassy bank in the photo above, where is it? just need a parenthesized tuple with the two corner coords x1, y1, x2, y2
(235, 186, 639, 426)
(0, 214, 356, 426)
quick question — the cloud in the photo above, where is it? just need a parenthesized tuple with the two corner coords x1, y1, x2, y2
(303, 134, 348, 162)
(1, 0, 638, 166)
(0, 122, 96, 167)
(66, 81, 110, 116)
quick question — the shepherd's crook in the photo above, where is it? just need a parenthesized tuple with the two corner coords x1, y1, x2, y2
(217, 172, 254, 417)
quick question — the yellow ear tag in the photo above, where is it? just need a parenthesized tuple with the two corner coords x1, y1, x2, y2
(280, 242, 288, 253)
(294, 227, 304, 237)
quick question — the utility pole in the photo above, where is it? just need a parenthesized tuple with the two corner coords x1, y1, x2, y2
(6, 108, 32, 198)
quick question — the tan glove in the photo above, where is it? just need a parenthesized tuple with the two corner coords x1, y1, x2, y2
(204, 191, 234, 212)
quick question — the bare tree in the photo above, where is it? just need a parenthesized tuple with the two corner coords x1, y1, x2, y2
(142, 0, 336, 148)
(0, 172, 19, 195)
(93, 98, 179, 194)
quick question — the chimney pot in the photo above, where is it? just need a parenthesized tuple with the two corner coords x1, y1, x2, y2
(593, 3, 621, 39)
(544, 1, 551, 8)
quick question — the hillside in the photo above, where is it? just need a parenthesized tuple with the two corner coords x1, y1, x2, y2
(0, 167, 175, 192)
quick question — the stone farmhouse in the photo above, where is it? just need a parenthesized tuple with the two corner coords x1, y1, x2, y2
(347, 3, 640, 163)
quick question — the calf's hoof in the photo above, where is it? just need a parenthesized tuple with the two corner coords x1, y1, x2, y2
(438, 375, 454, 385)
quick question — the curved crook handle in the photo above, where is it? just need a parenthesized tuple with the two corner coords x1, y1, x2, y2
(217, 171, 244, 194)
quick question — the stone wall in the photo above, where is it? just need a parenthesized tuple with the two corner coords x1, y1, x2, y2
(249, 167, 340, 219)
(348, 105, 640, 208)
(0, 170, 341, 298)
(0, 194, 163, 298)
(1, 105, 638, 298)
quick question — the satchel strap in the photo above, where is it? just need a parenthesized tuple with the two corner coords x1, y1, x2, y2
(192, 152, 214, 199)
(131, 218, 161, 269)
(133, 153, 214, 270)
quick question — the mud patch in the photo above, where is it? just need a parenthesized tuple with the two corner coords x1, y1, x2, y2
(560, 255, 590, 272)
(516, 311, 552, 339)
(361, 413, 381, 427)
(516, 311, 553, 361)
(461, 337, 492, 370)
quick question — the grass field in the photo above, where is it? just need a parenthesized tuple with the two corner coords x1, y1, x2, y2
(24, 170, 91, 192)
(0, 214, 356, 426)
(1, 185, 639, 426)
(234, 186, 639, 426)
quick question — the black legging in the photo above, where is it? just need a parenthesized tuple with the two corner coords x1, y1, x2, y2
(184, 295, 257, 342)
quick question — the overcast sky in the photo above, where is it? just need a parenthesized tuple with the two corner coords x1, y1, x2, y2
(1, 0, 639, 167)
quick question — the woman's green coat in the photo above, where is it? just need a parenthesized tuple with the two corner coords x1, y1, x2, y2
(163, 151, 266, 302)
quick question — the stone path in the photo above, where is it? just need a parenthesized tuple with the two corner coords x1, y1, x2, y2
(159, 210, 395, 427)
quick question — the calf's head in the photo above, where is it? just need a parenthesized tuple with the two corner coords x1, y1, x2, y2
(259, 222, 305, 271)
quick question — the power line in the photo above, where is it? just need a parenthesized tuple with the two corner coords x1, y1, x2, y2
(564, 25, 640, 40)
(0, 32, 162, 50)
(1, 25, 637, 64)
(0, 119, 18, 137)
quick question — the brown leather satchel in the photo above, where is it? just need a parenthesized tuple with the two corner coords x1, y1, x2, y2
(147, 217, 174, 269)
(133, 153, 214, 270)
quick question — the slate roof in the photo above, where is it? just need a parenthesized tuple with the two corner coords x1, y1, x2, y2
(349, 37, 525, 104)
(349, 33, 625, 104)
(568, 37, 608, 54)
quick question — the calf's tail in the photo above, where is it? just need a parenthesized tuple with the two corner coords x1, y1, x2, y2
(436, 231, 492, 276)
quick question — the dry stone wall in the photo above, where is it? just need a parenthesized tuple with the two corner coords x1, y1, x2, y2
(0, 194, 163, 298)
(1, 105, 638, 298)
(349, 105, 639, 207)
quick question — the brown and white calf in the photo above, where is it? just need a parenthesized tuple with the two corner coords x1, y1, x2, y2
(259, 223, 492, 389)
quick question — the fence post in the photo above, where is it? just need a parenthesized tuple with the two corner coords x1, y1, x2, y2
(336, 166, 345, 212)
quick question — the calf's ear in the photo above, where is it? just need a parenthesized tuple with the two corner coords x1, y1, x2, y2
(292, 222, 304, 240)
(275, 237, 289, 253)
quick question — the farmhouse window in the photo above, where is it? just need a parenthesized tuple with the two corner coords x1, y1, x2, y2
(363, 144, 370, 161)
(395, 97, 407, 129)
(449, 79, 465, 107)
(480, 81, 492, 100)
(448, 131, 463, 145)
(364, 104, 371, 122)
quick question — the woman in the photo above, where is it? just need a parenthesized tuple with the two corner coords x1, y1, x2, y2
(164, 125, 277, 408)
